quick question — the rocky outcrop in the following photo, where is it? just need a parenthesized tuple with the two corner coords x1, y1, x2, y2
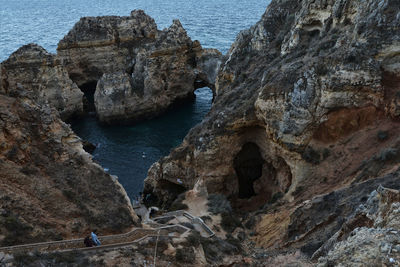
(0, 44, 83, 120)
(58, 10, 222, 124)
(143, 0, 400, 258)
(317, 186, 400, 266)
(0, 92, 137, 246)
(57, 10, 158, 87)
(93, 20, 200, 124)
(144, 0, 400, 204)
(196, 48, 223, 92)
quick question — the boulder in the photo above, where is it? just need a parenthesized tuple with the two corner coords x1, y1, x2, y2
(0, 93, 137, 245)
(58, 10, 222, 124)
(144, 0, 400, 210)
(0, 44, 83, 120)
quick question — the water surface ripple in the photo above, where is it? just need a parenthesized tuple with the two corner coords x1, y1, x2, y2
(1, 0, 270, 198)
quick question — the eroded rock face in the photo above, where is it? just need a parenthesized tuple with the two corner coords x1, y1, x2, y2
(0, 93, 137, 246)
(93, 20, 200, 124)
(145, 0, 400, 203)
(317, 186, 400, 266)
(143, 0, 400, 255)
(0, 44, 83, 120)
(57, 10, 158, 87)
(58, 10, 222, 124)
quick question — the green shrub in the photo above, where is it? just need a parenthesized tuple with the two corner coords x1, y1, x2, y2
(20, 166, 38, 176)
(13, 252, 37, 267)
(377, 130, 389, 141)
(315, 63, 329, 76)
(207, 194, 232, 215)
(269, 192, 284, 204)
(293, 186, 304, 196)
(1, 215, 33, 246)
(62, 190, 75, 200)
(200, 215, 212, 222)
(220, 212, 241, 233)
(226, 234, 242, 250)
(6, 146, 18, 160)
(186, 231, 201, 247)
(322, 148, 331, 159)
(169, 202, 188, 211)
(169, 193, 188, 211)
(175, 247, 195, 263)
(302, 146, 321, 164)
(379, 148, 398, 161)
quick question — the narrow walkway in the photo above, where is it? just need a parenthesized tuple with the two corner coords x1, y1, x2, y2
(0, 210, 214, 255)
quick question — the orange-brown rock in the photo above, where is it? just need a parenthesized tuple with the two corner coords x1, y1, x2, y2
(57, 10, 222, 124)
(0, 44, 83, 120)
(143, 0, 400, 261)
(0, 93, 137, 246)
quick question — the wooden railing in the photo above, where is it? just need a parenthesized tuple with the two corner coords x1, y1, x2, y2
(0, 211, 210, 255)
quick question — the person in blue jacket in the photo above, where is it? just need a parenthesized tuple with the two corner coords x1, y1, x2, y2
(91, 229, 101, 246)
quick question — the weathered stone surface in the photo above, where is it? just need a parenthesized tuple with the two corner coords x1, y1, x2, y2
(141, 2, 400, 264)
(196, 48, 223, 92)
(0, 93, 137, 246)
(144, 0, 400, 210)
(316, 186, 400, 266)
(0, 44, 83, 120)
(58, 10, 222, 124)
(57, 10, 158, 87)
(93, 20, 200, 124)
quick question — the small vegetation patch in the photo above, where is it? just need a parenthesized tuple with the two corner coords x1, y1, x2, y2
(293, 186, 304, 196)
(226, 234, 242, 249)
(315, 62, 329, 76)
(269, 191, 284, 204)
(186, 231, 201, 247)
(200, 236, 240, 263)
(302, 146, 321, 164)
(200, 215, 212, 222)
(20, 165, 38, 176)
(175, 247, 195, 263)
(377, 130, 389, 141)
(12, 250, 89, 267)
(301, 146, 331, 164)
(169, 193, 188, 211)
(6, 145, 18, 160)
(221, 212, 242, 233)
(207, 194, 232, 214)
(1, 214, 33, 246)
(379, 148, 398, 161)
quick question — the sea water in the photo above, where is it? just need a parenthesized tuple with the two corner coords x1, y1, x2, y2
(1, 0, 270, 198)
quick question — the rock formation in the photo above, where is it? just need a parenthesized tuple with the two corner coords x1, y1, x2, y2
(144, 0, 400, 260)
(0, 91, 137, 246)
(0, 44, 83, 120)
(58, 10, 221, 124)
(1, 0, 399, 265)
(317, 186, 400, 266)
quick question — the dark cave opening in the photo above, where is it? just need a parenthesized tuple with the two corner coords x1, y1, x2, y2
(234, 142, 264, 199)
(79, 81, 98, 112)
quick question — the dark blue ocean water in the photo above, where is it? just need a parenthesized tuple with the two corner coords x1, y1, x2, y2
(1, 0, 270, 198)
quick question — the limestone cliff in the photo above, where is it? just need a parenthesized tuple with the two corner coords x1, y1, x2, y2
(58, 10, 221, 124)
(317, 186, 400, 266)
(144, 0, 400, 258)
(0, 44, 83, 120)
(0, 92, 137, 246)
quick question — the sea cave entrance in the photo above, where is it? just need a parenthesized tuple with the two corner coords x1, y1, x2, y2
(79, 81, 98, 112)
(234, 142, 264, 199)
(233, 142, 293, 207)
